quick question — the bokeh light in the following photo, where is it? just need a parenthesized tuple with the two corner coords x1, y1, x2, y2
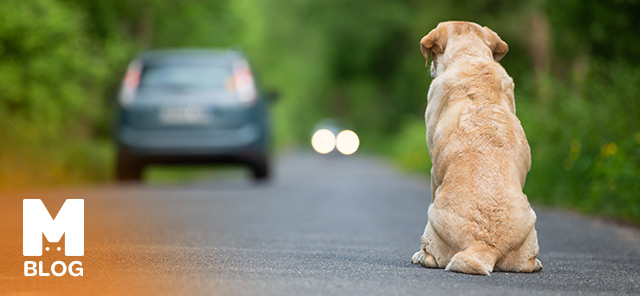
(336, 130, 359, 155)
(311, 129, 336, 154)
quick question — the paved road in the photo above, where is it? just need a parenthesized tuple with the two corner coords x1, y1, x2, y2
(2, 152, 640, 295)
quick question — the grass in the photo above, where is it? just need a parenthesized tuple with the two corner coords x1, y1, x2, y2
(144, 165, 247, 185)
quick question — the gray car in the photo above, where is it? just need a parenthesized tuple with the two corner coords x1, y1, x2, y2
(115, 49, 272, 181)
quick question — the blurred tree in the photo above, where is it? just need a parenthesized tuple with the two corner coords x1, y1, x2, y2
(547, 0, 640, 64)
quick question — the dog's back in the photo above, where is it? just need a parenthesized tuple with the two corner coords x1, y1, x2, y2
(412, 21, 542, 275)
(428, 58, 536, 274)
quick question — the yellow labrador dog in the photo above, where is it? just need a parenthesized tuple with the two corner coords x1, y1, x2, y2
(411, 21, 542, 275)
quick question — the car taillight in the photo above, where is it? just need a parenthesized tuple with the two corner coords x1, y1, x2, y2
(120, 61, 142, 107)
(232, 61, 257, 105)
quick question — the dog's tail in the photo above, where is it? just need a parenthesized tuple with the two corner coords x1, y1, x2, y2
(445, 243, 498, 276)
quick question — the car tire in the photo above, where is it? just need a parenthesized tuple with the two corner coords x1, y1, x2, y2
(249, 156, 270, 181)
(116, 145, 144, 182)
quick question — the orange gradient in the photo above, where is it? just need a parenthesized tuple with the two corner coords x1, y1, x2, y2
(0, 187, 185, 296)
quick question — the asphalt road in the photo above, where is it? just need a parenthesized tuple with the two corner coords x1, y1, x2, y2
(2, 152, 640, 295)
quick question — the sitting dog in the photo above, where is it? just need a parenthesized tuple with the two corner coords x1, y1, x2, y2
(411, 21, 542, 275)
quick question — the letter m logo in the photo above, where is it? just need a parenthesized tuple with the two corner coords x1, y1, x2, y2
(23, 199, 84, 256)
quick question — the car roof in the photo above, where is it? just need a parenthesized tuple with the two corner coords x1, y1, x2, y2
(137, 49, 246, 66)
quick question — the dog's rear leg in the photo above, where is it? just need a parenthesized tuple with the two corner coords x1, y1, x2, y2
(495, 228, 543, 273)
(445, 243, 498, 276)
(412, 221, 449, 268)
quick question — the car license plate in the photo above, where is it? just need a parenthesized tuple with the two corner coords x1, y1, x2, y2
(159, 106, 208, 125)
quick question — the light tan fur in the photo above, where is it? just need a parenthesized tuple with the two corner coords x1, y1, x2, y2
(410, 21, 542, 275)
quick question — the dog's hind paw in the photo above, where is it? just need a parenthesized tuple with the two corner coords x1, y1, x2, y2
(411, 250, 438, 268)
(411, 250, 424, 264)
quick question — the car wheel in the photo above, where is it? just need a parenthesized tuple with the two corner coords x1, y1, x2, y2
(250, 156, 270, 181)
(116, 145, 144, 182)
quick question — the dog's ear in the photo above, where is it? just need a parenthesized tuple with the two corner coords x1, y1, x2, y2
(483, 26, 508, 62)
(420, 24, 447, 67)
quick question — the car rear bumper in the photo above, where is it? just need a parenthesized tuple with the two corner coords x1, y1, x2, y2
(117, 123, 266, 161)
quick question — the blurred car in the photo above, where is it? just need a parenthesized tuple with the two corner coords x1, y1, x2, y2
(115, 49, 272, 181)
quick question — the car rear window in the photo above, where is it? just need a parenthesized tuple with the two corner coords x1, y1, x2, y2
(139, 64, 232, 89)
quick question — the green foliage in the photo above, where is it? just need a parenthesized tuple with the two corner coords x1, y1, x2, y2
(390, 119, 431, 174)
(0, 0, 104, 141)
(0, 0, 113, 188)
(520, 62, 640, 223)
(513, 0, 640, 223)
(546, 0, 640, 63)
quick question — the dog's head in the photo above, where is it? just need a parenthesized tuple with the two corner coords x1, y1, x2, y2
(420, 21, 508, 78)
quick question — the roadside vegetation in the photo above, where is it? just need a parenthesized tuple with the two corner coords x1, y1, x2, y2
(1, 0, 638, 223)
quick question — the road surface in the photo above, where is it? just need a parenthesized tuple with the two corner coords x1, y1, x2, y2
(1, 152, 639, 295)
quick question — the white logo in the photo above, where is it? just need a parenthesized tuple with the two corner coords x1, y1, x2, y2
(23, 199, 84, 256)
(23, 199, 84, 277)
